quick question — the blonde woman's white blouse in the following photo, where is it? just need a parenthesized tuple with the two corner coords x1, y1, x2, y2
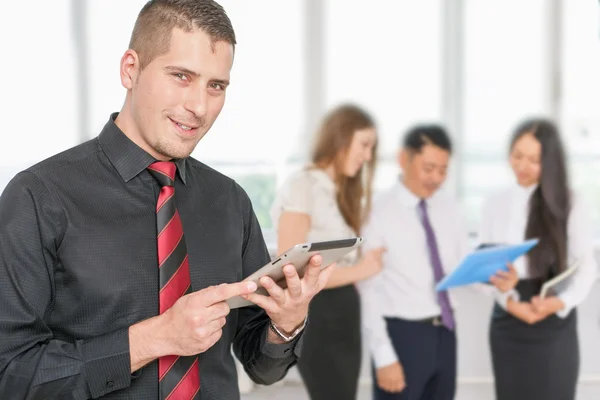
(270, 168, 358, 267)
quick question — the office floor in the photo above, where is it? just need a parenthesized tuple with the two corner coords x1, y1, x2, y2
(241, 382, 600, 400)
(241, 383, 488, 400)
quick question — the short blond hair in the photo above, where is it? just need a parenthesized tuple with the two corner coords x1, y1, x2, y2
(129, 0, 236, 70)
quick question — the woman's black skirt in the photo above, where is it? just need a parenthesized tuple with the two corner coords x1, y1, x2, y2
(490, 278, 579, 400)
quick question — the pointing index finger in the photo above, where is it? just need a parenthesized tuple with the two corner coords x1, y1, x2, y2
(200, 281, 258, 306)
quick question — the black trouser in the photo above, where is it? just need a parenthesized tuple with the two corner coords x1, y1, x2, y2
(373, 317, 456, 400)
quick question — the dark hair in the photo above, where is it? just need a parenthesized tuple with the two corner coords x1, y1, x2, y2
(510, 118, 570, 278)
(130, 0, 236, 70)
(402, 124, 452, 153)
(311, 104, 378, 234)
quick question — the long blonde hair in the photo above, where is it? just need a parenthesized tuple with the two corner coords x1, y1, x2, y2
(311, 104, 377, 234)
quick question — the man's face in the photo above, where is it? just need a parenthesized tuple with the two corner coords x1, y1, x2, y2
(399, 144, 450, 199)
(121, 28, 234, 160)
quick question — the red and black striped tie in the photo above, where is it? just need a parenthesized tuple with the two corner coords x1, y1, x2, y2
(147, 161, 200, 400)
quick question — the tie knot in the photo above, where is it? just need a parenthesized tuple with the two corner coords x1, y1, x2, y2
(147, 161, 176, 187)
(418, 199, 429, 223)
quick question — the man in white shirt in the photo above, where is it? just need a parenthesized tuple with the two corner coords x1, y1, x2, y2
(358, 125, 468, 400)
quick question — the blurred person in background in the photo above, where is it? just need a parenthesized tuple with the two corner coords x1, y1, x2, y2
(359, 125, 466, 400)
(271, 104, 384, 399)
(479, 118, 597, 400)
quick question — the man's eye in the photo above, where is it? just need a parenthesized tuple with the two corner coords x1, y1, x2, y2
(175, 73, 188, 81)
(210, 83, 225, 91)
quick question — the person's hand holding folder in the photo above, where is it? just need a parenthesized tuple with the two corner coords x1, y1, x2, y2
(435, 239, 538, 291)
(489, 263, 519, 293)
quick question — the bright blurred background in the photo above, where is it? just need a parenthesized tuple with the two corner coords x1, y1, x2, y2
(2, 1, 600, 399)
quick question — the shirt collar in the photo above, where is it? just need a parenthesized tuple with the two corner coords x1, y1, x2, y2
(516, 183, 538, 197)
(308, 167, 336, 191)
(395, 176, 439, 208)
(98, 113, 188, 185)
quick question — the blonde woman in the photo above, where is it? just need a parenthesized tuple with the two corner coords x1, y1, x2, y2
(271, 104, 385, 399)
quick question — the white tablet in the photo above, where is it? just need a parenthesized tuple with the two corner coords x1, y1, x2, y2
(539, 260, 580, 299)
(227, 237, 364, 309)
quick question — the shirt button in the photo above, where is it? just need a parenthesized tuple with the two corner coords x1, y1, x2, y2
(106, 380, 114, 388)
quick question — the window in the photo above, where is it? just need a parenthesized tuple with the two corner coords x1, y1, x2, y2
(460, 0, 600, 234)
(325, 0, 444, 190)
(460, 0, 548, 229)
(87, 0, 148, 136)
(8, 1, 598, 239)
(561, 0, 600, 232)
(195, 0, 306, 231)
(1, 0, 79, 189)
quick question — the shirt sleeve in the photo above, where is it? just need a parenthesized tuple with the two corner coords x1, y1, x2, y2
(474, 194, 519, 309)
(453, 200, 471, 269)
(0, 171, 134, 399)
(231, 182, 303, 385)
(556, 192, 598, 318)
(478, 195, 495, 245)
(356, 201, 398, 368)
(273, 172, 314, 216)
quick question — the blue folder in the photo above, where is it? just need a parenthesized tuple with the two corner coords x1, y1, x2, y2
(435, 238, 539, 291)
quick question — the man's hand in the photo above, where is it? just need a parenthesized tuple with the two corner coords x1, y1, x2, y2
(241, 255, 333, 336)
(129, 281, 258, 372)
(376, 362, 406, 393)
(489, 263, 519, 293)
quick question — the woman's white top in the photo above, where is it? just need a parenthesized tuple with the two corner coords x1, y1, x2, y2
(479, 184, 598, 318)
(270, 168, 358, 267)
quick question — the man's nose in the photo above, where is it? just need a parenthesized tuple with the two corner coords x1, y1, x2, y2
(184, 88, 208, 118)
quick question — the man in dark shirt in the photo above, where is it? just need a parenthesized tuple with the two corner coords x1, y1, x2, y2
(0, 1, 332, 399)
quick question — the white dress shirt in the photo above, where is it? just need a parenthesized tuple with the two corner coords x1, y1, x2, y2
(479, 184, 598, 318)
(357, 182, 469, 368)
(270, 168, 358, 266)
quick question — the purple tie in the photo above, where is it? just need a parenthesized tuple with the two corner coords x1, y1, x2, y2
(418, 199, 456, 330)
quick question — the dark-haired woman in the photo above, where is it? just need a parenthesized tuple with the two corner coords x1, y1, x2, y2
(479, 118, 597, 400)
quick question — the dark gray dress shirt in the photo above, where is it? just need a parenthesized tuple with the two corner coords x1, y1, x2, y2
(0, 113, 302, 399)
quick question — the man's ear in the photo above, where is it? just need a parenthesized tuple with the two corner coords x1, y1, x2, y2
(398, 148, 409, 170)
(120, 49, 141, 90)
